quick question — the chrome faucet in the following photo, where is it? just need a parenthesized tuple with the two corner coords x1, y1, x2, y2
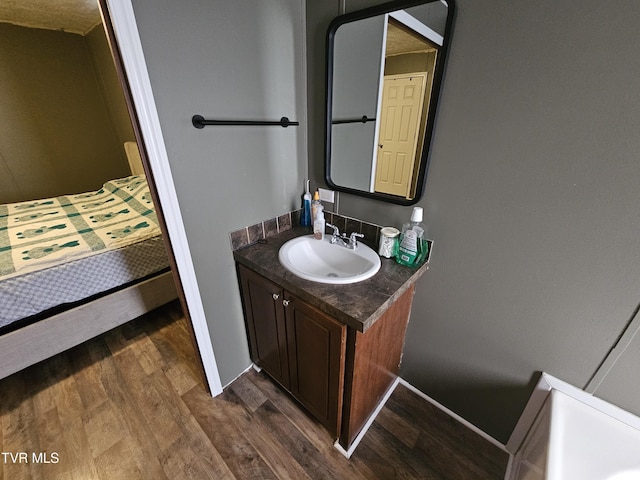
(326, 223, 364, 250)
(326, 223, 346, 246)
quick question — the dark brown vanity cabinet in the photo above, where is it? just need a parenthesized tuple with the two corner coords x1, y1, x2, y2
(237, 264, 346, 435)
(236, 258, 416, 450)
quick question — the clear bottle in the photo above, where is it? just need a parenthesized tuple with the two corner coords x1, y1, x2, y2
(395, 207, 429, 267)
(312, 191, 325, 240)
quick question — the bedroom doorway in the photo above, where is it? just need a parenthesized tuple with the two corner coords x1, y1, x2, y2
(100, 0, 223, 394)
(0, 0, 220, 393)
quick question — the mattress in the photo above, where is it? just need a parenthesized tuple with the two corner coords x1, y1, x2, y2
(0, 176, 171, 329)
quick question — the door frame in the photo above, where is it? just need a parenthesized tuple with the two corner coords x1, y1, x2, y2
(102, 0, 223, 395)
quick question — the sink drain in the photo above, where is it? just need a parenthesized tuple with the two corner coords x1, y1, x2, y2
(327, 273, 338, 278)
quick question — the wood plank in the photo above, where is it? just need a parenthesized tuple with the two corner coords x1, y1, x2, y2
(143, 304, 200, 370)
(159, 436, 235, 480)
(111, 348, 182, 452)
(228, 372, 268, 412)
(164, 360, 201, 397)
(386, 384, 509, 476)
(253, 394, 374, 480)
(82, 400, 127, 459)
(52, 374, 83, 429)
(70, 343, 109, 412)
(33, 407, 69, 480)
(141, 308, 202, 394)
(88, 337, 169, 480)
(246, 371, 377, 480)
(351, 439, 421, 480)
(94, 438, 144, 480)
(358, 421, 442, 479)
(149, 369, 235, 480)
(414, 429, 504, 480)
(29, 362, 80, 480)
(59, 416, 100, 479)
(373, 403, 421, 449)
(247, 370, 335, 450)
(182, 385, 280, 480)
(30, 354, 71, 422)
(1, 390, 41, 480)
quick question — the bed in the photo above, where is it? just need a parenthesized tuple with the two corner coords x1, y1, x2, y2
(0, 174, 178, 379)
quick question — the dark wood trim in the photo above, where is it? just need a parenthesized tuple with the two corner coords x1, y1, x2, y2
(97, 0, 209, 391)
(340, 285, 415, 448)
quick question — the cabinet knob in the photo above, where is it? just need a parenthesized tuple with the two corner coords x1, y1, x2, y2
(272, 293, 280, 300)
(282, 299, 290, 307)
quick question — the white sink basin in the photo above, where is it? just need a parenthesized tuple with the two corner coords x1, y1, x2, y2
(278, 235, 381, 284)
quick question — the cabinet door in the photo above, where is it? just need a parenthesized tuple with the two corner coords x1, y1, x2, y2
(237, 265, 290, 389)
(284, 293, 346, 435)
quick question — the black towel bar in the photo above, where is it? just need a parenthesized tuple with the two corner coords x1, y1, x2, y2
(192, 114, 298, 129)
(331, 115, 376, 125)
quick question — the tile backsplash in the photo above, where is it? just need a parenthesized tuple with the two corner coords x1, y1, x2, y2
(229, 209, 382, 251)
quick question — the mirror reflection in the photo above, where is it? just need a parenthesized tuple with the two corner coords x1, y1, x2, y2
(326, 1, 454, 204)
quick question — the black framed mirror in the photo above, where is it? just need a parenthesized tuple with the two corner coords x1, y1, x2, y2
(325, 0, 455, 205)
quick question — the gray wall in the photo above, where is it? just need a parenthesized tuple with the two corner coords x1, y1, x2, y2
(308, 0, 640, 442)
(0, 23, 131, 203)
(130, 0, 307, 386)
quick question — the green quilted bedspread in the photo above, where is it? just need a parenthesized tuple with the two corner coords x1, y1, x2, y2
(0, 175, 161, 278)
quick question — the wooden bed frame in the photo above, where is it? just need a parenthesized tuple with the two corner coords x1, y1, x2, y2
(0, 270, 178, 380)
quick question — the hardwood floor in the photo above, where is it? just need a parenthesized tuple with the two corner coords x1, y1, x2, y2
(0, 301, 509, 479)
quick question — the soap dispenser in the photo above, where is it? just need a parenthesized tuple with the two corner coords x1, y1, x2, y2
(396, 207, 428, 267)
(312, 191, 325, 240)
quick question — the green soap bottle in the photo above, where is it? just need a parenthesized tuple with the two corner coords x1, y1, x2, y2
(396, 207, 429, 268)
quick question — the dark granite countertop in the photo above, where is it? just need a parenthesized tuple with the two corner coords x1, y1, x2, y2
(233, 226, 428, 332)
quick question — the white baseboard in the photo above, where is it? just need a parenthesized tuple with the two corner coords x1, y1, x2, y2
(223, 363, 255, 389)
(398, 378, 508, 453)
(333, 376, 511, 460)
(334, 377, 400, 459)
